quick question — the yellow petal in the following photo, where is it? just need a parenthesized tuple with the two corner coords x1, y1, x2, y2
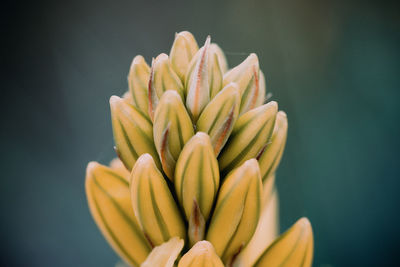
(185, 36, 211, 122)
(153, 90, 194, 180)
(239, 64, 265, 115)
(85, 162, 151, 266)
(130, 154, 186, 246)
(223, 53, 258, 90)
(185, 41, 224, 102)
(232, 189, 279, 267)
(223, 53, 264, 114)
(196, 83, 240, 156)
(110, 96, 160, 171)
(170, 31, 199, 81)
(218, 101, 278, 175)
(206, 159, 262, 264)
(258, 111, 288, 183)
(178, 241, 224, 267)
(254, 217, 314, 267)
(141, 237, 184, 267)
(148, 54, 184, 121)
(210, 43, 228, 74)
(175, 132, 219, 221)
(128, 55, 151, 117)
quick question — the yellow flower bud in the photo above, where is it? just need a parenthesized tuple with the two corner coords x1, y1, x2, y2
(223, 53, 265, 114)
(223, 53, 258, 90)
(174, 132, 219, 244)
(130, 154, 186, 247)
(254, 217, 314, 267)
(128, 55, 151, 117)
(185, 36, 212, 122)
(210, 43, 228, 74)
(258, 111, 288, 183)
(85, 162, 151, 266)
(110, 96, 160, 170)
(218, 101, 278, 175)
(206, 159, 263, 264)
(178, 241, 224, 267)
(185, 40, 224, 102)
(170, 31, 199, 81)
(141, 237, 184, 267)
(148, 53, 184, 121)
(153, 90, 194, 180)
(86, 32, 314, 267)
(196, 83, 240, 156)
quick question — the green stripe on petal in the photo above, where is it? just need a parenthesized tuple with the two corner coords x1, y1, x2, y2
(130, 154, 186, 247)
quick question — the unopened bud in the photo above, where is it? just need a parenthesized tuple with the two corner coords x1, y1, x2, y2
(218, 101, 278, 175)
(128, 55, 151, 117)
(153, 90, 194, 180)
(170, 31, 199, 81)
(206, 159, 263, 264)
(148, 54, 184, 121)
(110, 96, 160, 170)
(196, 83, 240, 156)
(130, 154, 186, 247)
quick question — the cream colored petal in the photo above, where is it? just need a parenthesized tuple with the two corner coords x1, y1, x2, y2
(141, 237, 184, 267)
(232, 189, 279, 267)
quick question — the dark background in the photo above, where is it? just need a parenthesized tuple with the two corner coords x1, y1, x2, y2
(2, 0, 399, 266)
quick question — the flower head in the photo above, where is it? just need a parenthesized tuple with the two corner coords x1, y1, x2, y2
(86, 31, 313, 267)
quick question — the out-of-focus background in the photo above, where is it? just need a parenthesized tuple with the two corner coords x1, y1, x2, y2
(2, 0, 399, 266)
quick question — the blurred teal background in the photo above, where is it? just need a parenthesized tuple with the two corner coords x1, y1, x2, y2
(2, 0, 399, 266)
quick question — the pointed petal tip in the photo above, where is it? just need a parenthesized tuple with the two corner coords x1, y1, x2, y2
(161, 90, 182, 105)
(196, 239, 213, 246)
(86, 161, 99, 175)
(276, 111, 288, 128)
(136, 153, 153, 164)
(192, 240, 215, 254)
(298, 217, 312, 229)
(163, 89, 181, 98)
(176, 30, 193, 37)
(244, 158, 258, 165)
(205, 35, 211, 45)
(132, 55, 145, 65)
(277, 110, 287, 118)
(193, 131, 211, 141)
(155, 53, 169, 61)
(109, 95, 121, 107)
(268, 100, 278, 109)
(243, 158, 260, 171)
(190, 132, 212, 148)
(248, 53, 259, 62)
(259, 101, 278, 115)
